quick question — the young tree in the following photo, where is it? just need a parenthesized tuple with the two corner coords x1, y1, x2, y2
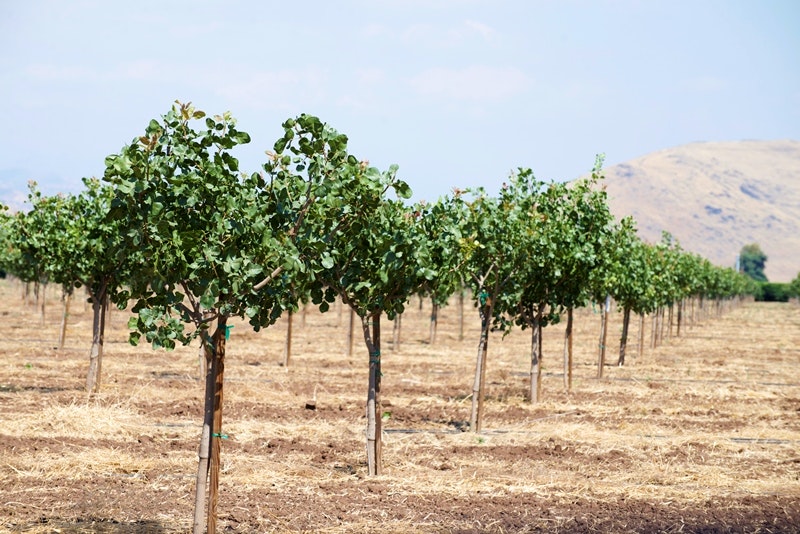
(739, 243, 768, 282)
(4, 185, 50, 315)
(509, 164, 616, 401)
(105, 104, 375, 532)
(415, 196, 469, 345)
(0, 205, 11, 278)
(316, 170, 433, 475)
(20, 180, 135, 390)
(790, 272, 800, 299)
(457, 182, 529, 432)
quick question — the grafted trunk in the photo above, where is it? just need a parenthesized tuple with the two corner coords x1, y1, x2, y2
(362, 311, 382, 475)
(618, 306, 631, 366)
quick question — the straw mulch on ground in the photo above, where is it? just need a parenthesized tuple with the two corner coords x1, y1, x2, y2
(1, 280, 798, 533)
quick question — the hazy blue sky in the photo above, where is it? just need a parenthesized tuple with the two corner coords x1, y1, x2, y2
(1, 0, 798, 207)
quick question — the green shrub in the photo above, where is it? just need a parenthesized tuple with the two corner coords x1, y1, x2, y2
(756, 282, 790, 302)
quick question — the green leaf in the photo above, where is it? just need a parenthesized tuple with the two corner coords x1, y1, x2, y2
(393, 180, 412, 200)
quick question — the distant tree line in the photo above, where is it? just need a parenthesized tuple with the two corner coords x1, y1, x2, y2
(738, 243, 799, 301)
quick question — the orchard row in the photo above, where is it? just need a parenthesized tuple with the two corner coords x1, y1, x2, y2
(0, 102, 753, 533)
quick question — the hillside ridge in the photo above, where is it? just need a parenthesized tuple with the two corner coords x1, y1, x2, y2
(599, 139, 800, 282)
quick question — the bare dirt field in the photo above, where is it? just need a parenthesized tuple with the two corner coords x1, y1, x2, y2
(1, 279, 798, 533)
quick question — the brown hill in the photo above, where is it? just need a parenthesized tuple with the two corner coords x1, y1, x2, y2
(599, 140, 800, 282)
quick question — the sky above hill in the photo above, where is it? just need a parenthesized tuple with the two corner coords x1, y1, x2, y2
(1, 0, 798, 207)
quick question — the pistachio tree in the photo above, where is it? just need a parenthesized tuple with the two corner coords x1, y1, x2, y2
(511, 166, 616, 401)
(457, 182, 530, 432)
(104, 103, 372, 532)
(21, 180, 134, 387)
(0, 205, 11, 278)
(316, 168, 433, 475)
(415, 195, 469, 344)
(4, 185, 50, 315)
(603, 220, 655, 366)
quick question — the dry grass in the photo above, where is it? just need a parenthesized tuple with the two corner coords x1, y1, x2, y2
(1, 280, 799, 532)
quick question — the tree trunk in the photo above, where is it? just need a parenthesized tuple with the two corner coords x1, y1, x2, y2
(86, 284, 108, 394)
(429, 301, 438, 344)
(197, 312, 215, 381)
(470, 297, 492, 432)
(58, 289, 72, 350)
(283, 310, 293, 367)
(667, 304, 674, 340)
(458, 289, 465, 342)
(529, 307, 544, 403)
(193, 330, 215, 534)
(191, 316, 229, 534)
(618, 306, 631, 366)
(597, 295, 610, 378)
(362, 311, 382, 475)
(650, 311, 657, 349)
(347, 308, 355, 357)
(198, 342, 207, 382)
(637, 312, 645, 358)
(206, 315, 228, 533)
(392, 313, 401, 350)
(562, 308, 573, 390)
(676, 300, 683, 337)
(40, 282, 47, 325)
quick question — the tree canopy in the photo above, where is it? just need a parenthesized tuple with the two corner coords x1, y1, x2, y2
(739, 243, 768, 282)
